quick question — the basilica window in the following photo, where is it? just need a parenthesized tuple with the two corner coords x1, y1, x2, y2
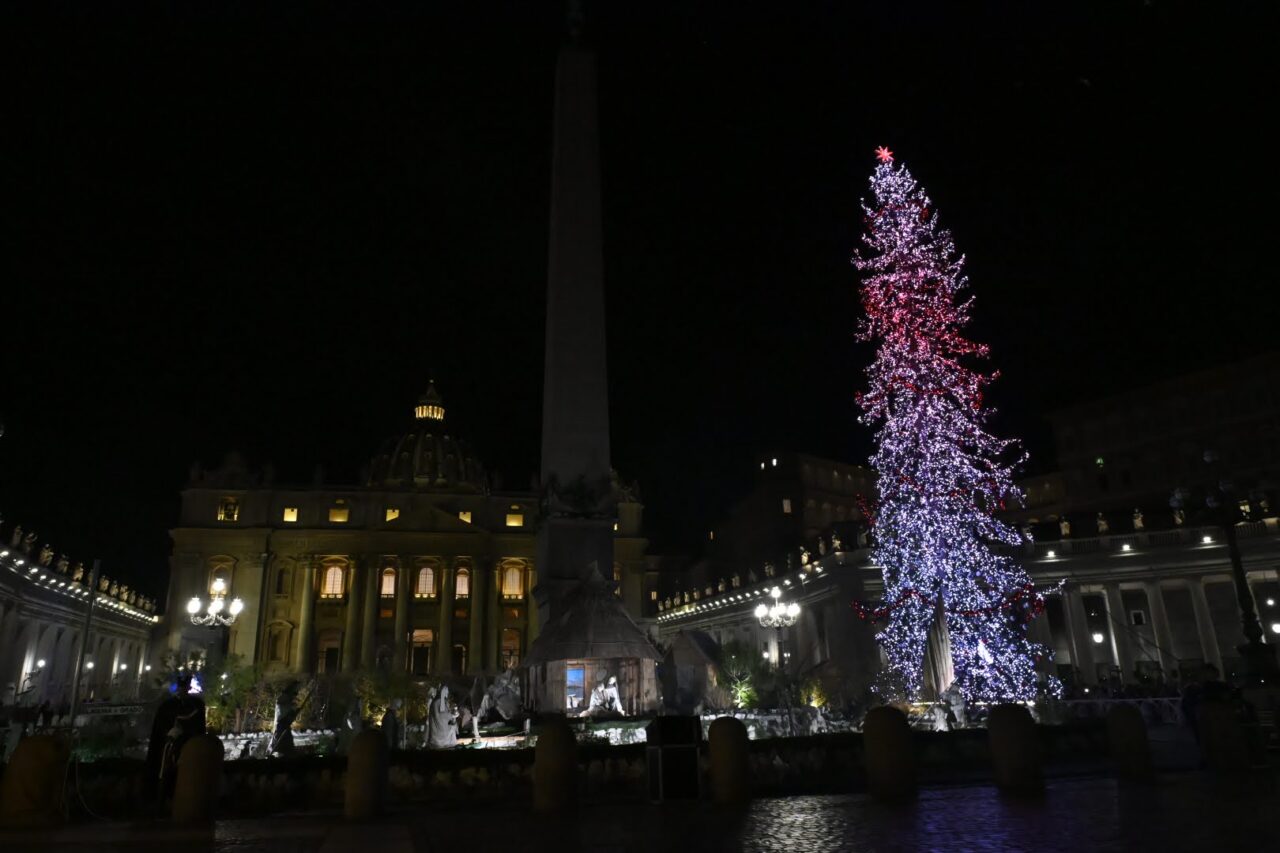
(505, 512, 524, 528)
(501, 563, 524, 599)
(781, 498, 792, 514)
(380, 568, 396, 598)
(321, 565, 346, 598)
(458, 511, 472, 524)
(329, 501, 350, 523)
(385, 507, 400, 522)
(282, 507, 298, 523)
(217, 497, 240, 522)
(455, 568, 470, 599)
(416, 566, 436, 598)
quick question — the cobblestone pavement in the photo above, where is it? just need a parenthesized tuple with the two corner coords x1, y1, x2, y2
(4, 773, 1275, 853)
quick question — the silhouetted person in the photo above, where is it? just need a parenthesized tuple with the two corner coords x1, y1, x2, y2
(144, 674, 206, 807)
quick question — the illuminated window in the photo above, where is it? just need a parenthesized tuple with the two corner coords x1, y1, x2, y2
(385, 507, 400, 522)
(505, 513, 524, 528)
(380, 568, 396, 598)
(282, 507, 298, 523)
(650, 590, 658, 601)
(455, 568, 470, 599)
(329, 502, 349, 523)
(321, 565, 345, 598)
(782, 498, 792, 514)
(613, 564, 622, 597)
(613, 521, 619, 531)
(217, 498, 240, 522)
(458, 511, 472, 524)
(502, 564, 524, 599)
(416, 566, 436, 598)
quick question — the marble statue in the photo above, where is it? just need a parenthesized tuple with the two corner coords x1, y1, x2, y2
(717, 579, 726, 593)
(587, 676, 625, 716)
(428, 685, 457, 748)
(98, 576, 109, 592)
(55, 554, 69, 574)
(22, 532, 37, 554)
(1132, 508, 1145, 531)
(799, 547, 811, 566)
(383, 698, 403, 750)
(831, 532, 843, 551)
(38, 545, 53, 566)
(476, 669, 522, 725)
(72, 563, 84, 582)
(748, 569, 758, 584)
(1059, 517, 1071, 537)
(818, 537, 827, 556)
(9, 526, 21, 548)
(271, 682, 300, 757)
(1173, 508, 1186, 526)
(1096, 513, 1109, 534)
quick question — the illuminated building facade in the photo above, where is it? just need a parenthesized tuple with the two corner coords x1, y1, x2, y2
(165, 383, 651, 677)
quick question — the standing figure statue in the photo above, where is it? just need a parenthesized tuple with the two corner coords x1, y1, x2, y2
(9, 526, 22, 548)
(1172, 507, 1186, 526)
(38, 544, 54, 566)
(1132, 508, 1145, 531)
(382, 698, 403, 751)
(271, 681, 300, 757)
(1096, 512, 1109, 535)
(428, 685, 457, 748)
(1059, 517, 1071, 538)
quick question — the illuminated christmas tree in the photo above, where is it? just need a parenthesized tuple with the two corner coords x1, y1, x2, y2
(854, 147, 1052, 702)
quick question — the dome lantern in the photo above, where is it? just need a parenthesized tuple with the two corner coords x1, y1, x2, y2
(415, 381, 446, 422)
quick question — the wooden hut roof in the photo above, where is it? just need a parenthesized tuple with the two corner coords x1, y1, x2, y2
(523, 566, 661, 666)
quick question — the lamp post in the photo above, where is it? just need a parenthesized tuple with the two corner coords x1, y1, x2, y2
(187, 578, 244, 627)
(755, 586, 801, 734)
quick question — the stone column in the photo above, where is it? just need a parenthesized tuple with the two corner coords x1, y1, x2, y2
(487, 565, 503, 671)
(1144, 581, 1178, 674)
(342, 560, 363, 672)
(392, 558, 411, 672)
(360, 558, 379, 669)
(1103, 584, 1135, 683)
(295, 560, 315, 674)
(467, 561, 487, 675)
(526, 565, 540, 640)
(1188, 578, 1224, 676)
(437, 563, 455, 675)
(1064, 586, 1097, 684)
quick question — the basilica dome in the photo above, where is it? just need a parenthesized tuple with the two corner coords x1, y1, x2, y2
(366, 382, 488, 492)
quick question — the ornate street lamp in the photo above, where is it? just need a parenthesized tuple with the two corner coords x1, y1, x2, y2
(754, 586, 800, 628)
(187, 577, 244, 627)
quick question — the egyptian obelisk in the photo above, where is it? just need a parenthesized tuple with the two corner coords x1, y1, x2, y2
(534, 5, 615, 627)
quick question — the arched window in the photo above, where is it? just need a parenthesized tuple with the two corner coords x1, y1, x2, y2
(380, 568, 396, 598)
(416, 566, 436, 598)
(501, 563, 523, 599)
(321, 565, 345, 598)
(455, 568, 470, 599)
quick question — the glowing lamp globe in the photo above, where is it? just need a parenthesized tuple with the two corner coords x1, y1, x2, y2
(229, 598, 245, 617)
(754, 603, 768, 619)
(208, 597, 224, 615)
(186, 597, 202, 615)
(211, 578, 227, 595)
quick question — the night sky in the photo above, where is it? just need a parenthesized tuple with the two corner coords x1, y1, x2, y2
(3, 2, 1273, 599)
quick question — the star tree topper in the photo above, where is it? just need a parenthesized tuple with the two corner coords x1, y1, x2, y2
(874, 145, 894, 163)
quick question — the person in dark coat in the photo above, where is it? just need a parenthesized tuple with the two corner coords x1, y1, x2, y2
(143, 674, 207, 806)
